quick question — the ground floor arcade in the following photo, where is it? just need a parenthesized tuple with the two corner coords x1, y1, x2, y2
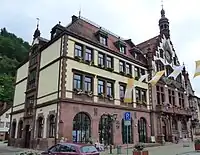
(9, 101, 151, 149)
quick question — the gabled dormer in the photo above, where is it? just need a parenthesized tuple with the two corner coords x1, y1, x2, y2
(115, 37, 126, 54)
(96, 27, 108, 46)
(50, 22, 64, 40)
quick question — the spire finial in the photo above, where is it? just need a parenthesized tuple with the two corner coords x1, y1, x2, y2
(161, 0, 164, 9)
(36, 18, 40, 28)
(78, 5, 81, 18)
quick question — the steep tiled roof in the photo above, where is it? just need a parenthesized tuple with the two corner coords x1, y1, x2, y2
(66, 16, 147, 65)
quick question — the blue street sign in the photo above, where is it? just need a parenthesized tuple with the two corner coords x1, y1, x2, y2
(124, 112, 131, 121)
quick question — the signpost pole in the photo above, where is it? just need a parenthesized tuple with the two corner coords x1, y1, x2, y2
(124, 112, 131, 155)
(126, 125, 128, 155)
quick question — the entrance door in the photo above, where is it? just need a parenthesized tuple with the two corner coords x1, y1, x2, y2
(162, 124, 167, 141)
(24, 125, 31, 148)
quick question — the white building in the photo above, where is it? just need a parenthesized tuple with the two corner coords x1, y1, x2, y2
(0, 107, 11, 141)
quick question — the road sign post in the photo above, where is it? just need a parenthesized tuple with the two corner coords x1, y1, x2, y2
(124, 112, 131, 155)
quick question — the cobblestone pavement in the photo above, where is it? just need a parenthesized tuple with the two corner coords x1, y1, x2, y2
(0, 142, 198, 155)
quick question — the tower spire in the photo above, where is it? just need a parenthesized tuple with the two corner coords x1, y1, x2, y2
(33, 18, 41, 40)
(78, 5, 81, 18)
(158, 0, 170, 39)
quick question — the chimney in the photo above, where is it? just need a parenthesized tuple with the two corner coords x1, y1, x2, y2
(72, 15, 78, 23)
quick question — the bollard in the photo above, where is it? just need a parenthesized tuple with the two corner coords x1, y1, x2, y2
(117, 145, 122, 154)
(109, 144, 112, 154)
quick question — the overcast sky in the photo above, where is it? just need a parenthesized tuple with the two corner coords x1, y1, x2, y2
(1, 0, 200, 96)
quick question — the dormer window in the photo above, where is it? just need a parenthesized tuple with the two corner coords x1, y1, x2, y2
(120, 45, 126, 54)
(100, 35, 107, 45)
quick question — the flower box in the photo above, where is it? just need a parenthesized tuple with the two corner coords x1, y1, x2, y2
(194, 139, 200, 151)
(133, 150, 149, 155)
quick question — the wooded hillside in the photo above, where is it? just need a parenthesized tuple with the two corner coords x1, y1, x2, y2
(0, 28, 30, 103)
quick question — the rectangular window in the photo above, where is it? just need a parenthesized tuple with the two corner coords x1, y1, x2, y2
(136, 89, 141, 102)
(134, 67, 140, 78)
(74, 43, 83, 57)
(85, 48, 92, 61)
(179, 93, 185, 108)
(140, 69, 145, 76)
(106, 56, 112, 68)
(73, 74, 82, 90)
(98, 80, 104, 95)
(157, 86, 165, 104)
(5, 113, 9, 118)
(29, 69, 36, 82)
(98, 53, 104, 66)
(160, 49, 164, 58)
(106, 82, 113, 97)
(119, 85, 126, 99)
(0, 122, 4, 128)
(120, 45, 126, 54)
(84, 76, 92, 92)
(100, 36, 107, 45)
(126, 63, 131, 74)
(119, 61, 124, 72)
(141, 90, 146, 102)
(6, 122, 9, 128)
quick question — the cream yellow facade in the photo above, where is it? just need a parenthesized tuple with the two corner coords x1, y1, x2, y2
(66, 36, 149, 108)
(13, 62, 29, 109)
(37, 38, 63, 104)
(40, 38, 62, 68)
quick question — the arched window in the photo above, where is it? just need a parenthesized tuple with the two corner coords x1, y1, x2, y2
(11, 121, 16, 138)
(172, 119, 178, 130)
(37, 117, 44, 138)
(18, 120, 23, 138)
(49, 115, 55, 138)
(138, 117, 147, 143)
(121, 118, 133, 144)
(99, 114, 113, 145)
(73, 112, 91, 143)
(181, 120, 187, 130)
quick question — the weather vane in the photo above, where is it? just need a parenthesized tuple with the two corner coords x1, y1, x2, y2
(36, 18, 40, 28)
(161, 0, 164, 9)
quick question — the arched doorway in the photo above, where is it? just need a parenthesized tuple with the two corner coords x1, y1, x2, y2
(73, 112, 91, 143)
(122, 118, 133, 144)
(138, 117, 147, 143)
(11, 121, 16, 138)
(99, 115, 113, 145)
(17, 120, 23, 138)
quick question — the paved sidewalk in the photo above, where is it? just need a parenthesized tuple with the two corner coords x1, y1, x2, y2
(100, 142, 196, 155)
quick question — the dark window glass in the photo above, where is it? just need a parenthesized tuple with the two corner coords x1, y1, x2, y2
(106, 56, 112, 68)
(120, 46, 126, 54)
(59, 145, 76, 152)
(119, 61, 124, 72)
(120, 85, 126, 99)
(81, 146, 98, 153)
(75, 44, 83, 57)
(126, 64, 131, 74)
(49, 115, 55, 138)
(85, 48, 92, 61)
(160, 49, 164, 58)
(73, 74, 82, 89)
(84, 77, 92, 92)
(100, 36, 107, 45)
(106, 82, 113, 97)
(136, 89, 140, 101)
(98, 53, 104, 65)
(98, 80, 104, 94)
(134, 67, 140, 77)
(141, 90, 146, 102)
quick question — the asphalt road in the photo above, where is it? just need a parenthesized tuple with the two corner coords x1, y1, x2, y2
(0, 141, 199, 155)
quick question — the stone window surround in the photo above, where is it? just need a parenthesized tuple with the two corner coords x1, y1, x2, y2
(46, 110, 56, 138)
(17, 119, 23, 138)
(11, 119, 17, 138)
(36, 113, 45, 138)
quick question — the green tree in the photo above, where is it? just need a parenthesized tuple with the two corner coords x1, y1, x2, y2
(0, 28, 30, 102)
(0, 74, 15, 102)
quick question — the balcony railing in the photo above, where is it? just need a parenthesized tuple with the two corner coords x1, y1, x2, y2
(156, 104, 192, 116)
